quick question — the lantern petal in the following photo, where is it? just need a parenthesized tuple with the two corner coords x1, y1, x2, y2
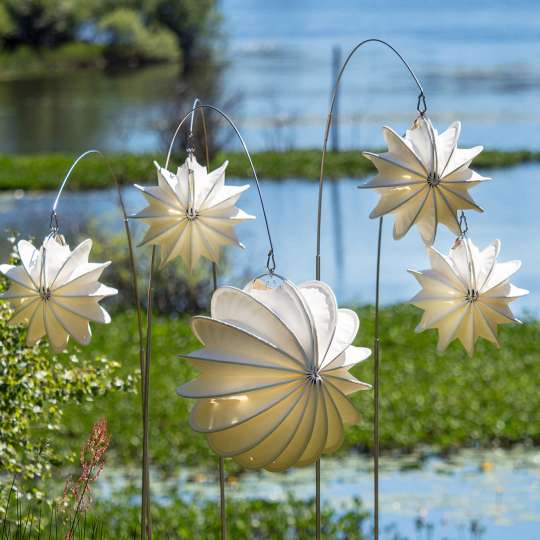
(211, 286, 308, 365)
(234, 388, 309, 469)
(9, 297, 40, 325)
(296, 388, 328, 467)
(325, 369, 371, 395)
(321, 385, 345, 453)
(49, 239, 92, 288)
(265, 385, 318, 472)
(326, 380, 361, 425)
(436, 121, 461, 176)
(206, 384, 305, 457)
(27, 302, 46, 344)
(190, 316, 305, 371)
(0, 264, 35, 291)
(245, 279, 316, 363)
(49, 301, 92, 346)
(393, 187, 430, 240)
(188, 381, 303, 433)
(298, 281, 338, 367)
(322, 308, 360, 368)
(43, 305, 69, 352)
(381, 126, 428, 176)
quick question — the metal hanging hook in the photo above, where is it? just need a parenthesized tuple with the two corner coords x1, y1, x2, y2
(164, 103, 277, 276)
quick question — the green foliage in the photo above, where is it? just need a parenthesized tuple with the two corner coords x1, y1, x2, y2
(0, 266, 137, 505)
(149, 0, 220, 67)
(0, 0, 218, 76)
(0, 149, 537, 191)
(0, 43, 105, 80)
(98, 8, 180, 66)
(58, 305, 540, 473)
(0, 489, 369, 539)
(0, 0, 80, 49)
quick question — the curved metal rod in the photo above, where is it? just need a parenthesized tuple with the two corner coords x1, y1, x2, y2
(48, 148, 148, 537)
(51, 149, 101, 221)
(316, 38, 427, 277)
(314, 39, 428, 540)
(164, 103, 276, 273)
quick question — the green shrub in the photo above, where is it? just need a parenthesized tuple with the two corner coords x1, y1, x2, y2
(98, 8, 180, 66)
(0, 245, 138, 507)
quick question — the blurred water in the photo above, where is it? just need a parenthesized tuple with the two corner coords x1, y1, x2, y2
(0, 163, 537, 313)
(225, 0, 540, 151)
(97, 448, 540, 539)
(0, 0, 538, 153)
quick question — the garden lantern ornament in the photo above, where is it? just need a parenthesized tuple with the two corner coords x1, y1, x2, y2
(409, 232, 528, 356)
(0, 150, 118, 352)
(177, 278, 372, 471)
(359, 115, 489, 245)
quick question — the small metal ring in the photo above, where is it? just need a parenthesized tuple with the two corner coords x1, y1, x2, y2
(417, 92, 427, 115)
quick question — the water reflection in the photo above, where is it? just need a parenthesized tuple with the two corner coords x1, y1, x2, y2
(0, 163, 537, 313)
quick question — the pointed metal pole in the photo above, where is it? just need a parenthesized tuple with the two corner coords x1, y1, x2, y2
(315, 39, 426, 540)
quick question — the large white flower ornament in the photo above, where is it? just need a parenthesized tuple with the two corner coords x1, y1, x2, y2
(134, 156, 255, 269)
(0, 236, 117, 352)
(177, 279, 371, 471)
(359, 117, 489, 245)
(409, 238, 528, 356)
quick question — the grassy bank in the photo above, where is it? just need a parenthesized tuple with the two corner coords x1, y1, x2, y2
(58, 304, 540, 471)
(0, 149, 539, 191)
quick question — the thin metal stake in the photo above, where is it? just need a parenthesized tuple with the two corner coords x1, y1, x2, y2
(315, 40, 426, 540)
(142, 246, 157, 540)
(373, 216, 383, 539)
(315, 459, 321, 539)
(219, 456, 227, 540)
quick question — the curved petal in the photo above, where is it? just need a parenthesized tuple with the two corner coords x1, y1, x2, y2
(233, 385, 308, 469)
(321, 308, 360, 369)
(188, 380, 302, 433)
(189, 316, 305, 372)
(298, 281, 338, 368)
(245, 279, 315, 364)
(265, 384, 317, 472)
(296, 386, 328, 467)
(206, 384, 304, 457)
(211, 286, 307, 367)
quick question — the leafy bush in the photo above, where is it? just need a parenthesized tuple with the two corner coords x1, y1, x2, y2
(98, 8, 180, 67)
(0, 0, 81, 49)
(0, 246, 137, 507)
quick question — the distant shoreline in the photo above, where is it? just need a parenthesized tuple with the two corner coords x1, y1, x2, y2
(0, 149, 538, 192)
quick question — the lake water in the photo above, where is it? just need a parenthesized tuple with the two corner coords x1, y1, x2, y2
(0, 0, 539, 153)
(97, 448, 540, 539)
(0, 163, 537, 313)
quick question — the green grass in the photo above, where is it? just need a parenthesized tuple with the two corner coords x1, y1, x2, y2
(0, 149, 539, 191)
(1, 489, 369, 539)
(58, 304, 540, 472)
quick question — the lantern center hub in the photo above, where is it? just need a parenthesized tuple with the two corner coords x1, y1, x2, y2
(465, 288, 479, 303)
(306, 365, 322, 385)
(39, 287, 51, 301)
(186, 208, 198, 221)
(427, 172, 441, 187)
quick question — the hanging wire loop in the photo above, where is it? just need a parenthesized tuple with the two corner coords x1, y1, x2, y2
(163, 103, 277, 276)
(51, 149, 102, 231)
(316, 38, 428, 278)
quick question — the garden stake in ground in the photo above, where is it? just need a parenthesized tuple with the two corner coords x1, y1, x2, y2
(317, 38, 430, 540)
(132, 103, 259, 539)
